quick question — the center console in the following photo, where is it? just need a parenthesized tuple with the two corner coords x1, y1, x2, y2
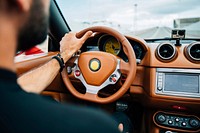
(155, 68, 200, 98)
(153, 68, 200, 132)
(154, 111, 200, 132)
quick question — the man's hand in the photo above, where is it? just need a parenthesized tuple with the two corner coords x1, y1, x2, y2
(60, 31, 93, 62)
(18, 31, 93, 94)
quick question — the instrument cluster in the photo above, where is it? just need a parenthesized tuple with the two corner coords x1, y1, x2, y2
(84, 34, 146, 62)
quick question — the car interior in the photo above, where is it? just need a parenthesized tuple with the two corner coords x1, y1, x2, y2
(15, 0, 200, 133)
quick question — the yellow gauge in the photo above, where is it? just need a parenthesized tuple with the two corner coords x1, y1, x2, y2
(104, 37, 121, 55)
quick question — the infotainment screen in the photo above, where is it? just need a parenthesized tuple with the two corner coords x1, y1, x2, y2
(164, 73, 199, 93)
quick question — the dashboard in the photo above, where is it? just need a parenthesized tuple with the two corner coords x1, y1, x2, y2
(80, 33, 200, 107)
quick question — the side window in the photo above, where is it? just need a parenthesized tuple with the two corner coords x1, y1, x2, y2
(15, 36, 49, 62)
(36, 37, 48, 53)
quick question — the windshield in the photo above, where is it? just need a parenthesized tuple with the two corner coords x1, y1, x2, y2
(57, 0, 200, 39)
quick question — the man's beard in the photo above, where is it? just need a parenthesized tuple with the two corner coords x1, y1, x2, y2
(17, 0, 49, 52)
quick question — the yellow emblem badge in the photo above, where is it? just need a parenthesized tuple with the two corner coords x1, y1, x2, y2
(89, 59, 101, 72)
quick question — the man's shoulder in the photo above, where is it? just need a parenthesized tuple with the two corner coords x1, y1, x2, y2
(0, 86, 119, 133)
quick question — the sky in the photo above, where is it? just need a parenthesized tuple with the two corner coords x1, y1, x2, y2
(56, 0, 200, 33)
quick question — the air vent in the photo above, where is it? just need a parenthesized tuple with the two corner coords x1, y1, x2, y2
(185, 42, 200, 63)
(156, 43, 176, 61)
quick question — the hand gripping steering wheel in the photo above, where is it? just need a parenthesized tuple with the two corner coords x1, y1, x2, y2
(61, 26, 136, 104)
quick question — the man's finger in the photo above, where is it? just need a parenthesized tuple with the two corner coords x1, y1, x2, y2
(81, 31, 93, 42)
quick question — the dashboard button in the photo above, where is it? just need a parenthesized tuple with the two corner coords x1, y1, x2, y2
(75, 70, 81, 77)
(158, 73, 163, 76)
(154, 112, 200, 131)
(168, 120, 173, 125)
(175, 118, 179, 122)
(181, 122, 187, 126)
(67, 66, 72, 74)
(157, 87, 162, 91)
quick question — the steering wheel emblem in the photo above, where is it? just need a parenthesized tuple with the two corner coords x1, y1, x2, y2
(89, 58, 101, 72)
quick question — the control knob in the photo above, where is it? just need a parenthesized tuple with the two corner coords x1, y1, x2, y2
(157, 114, 166, 123)
(189, 118, 200, 128)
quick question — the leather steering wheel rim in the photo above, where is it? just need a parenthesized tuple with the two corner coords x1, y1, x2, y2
(61, 26, 136, 104)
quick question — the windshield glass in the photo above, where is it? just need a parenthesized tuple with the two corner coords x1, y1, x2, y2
(57, 0, 200, 39)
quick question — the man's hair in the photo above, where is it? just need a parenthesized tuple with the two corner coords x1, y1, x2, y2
(0, 0, 18, 12)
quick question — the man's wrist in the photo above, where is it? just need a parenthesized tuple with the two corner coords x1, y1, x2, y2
(60, 50, 74, 63)
(52, 53, 65, 72)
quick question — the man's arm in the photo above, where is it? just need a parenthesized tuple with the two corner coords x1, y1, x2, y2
(17, 31, 93, 94)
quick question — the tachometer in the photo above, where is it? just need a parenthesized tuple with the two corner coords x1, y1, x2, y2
(103, 37, 121, 55)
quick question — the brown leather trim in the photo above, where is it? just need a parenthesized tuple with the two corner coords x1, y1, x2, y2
(77, 27, 127, 43)
(132, 66, 145, 86)
(130, 86, 145, 95)
(142, 43, 200, 68)
(125, 35, 149, 52)
(16, 52, 57, 76)
(120, 59, 130, 74)
(130, 87, 200, 113)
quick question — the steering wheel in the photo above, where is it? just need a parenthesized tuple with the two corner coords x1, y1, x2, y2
(61, 26, 136, 104)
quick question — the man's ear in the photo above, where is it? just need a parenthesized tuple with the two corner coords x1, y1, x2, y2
(15, 0, 32, 12)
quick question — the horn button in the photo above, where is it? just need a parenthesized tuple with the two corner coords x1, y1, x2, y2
(89, 58, 101, 72)
(78, 52, 118, 86)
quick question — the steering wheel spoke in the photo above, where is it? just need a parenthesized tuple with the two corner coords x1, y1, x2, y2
(73, 57, 121, 94)
(120, 59, 130, 75)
